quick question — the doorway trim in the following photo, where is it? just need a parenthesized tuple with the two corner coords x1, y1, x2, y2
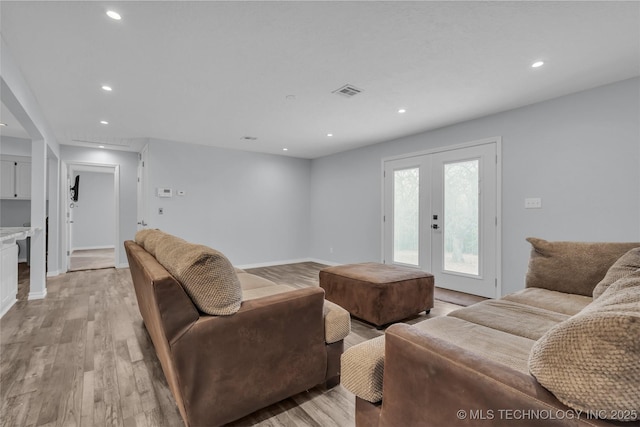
(380, 137, 502, 297)
(63, 162, 120, 272)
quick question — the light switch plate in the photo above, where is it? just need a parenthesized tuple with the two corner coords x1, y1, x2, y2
(525, 198, 542, 209)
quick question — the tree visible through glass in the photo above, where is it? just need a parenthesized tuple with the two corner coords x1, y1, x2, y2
(444, 160, 479, 275)
(393, 168, 419, 265)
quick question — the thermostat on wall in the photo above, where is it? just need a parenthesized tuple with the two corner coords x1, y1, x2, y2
(157, 188, 173, 198)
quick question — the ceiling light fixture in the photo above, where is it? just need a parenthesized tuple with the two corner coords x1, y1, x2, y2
(100, 120, 109, 125)
(106, 10, 121, 20)
(99, 145, 105, 148)
(283, 148, 288, 151)
(398, 109, 406, 114)
(101, 85, 112, 91)
(531, 61, 544, 68)
(327, 133, 333, 137)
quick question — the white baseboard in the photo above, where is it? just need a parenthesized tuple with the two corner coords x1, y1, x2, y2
(235, 257, 342, 270)
(46, 270, 60, 277)
(72, 245, 115, 251)
(306, 258, 341, 267)
(28, 289, 47, 300)
(235, 258, 311, 270)
(0, 298, 17, 318)
(115, 257, 339, 271)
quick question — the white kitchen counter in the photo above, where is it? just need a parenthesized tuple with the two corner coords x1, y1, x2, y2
(1, 227, 39, 317)
(0, 226, 37, 244)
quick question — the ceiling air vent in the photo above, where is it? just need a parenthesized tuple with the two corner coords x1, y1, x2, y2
(333, 84, 363, 98)
(241, 136, 258, 141)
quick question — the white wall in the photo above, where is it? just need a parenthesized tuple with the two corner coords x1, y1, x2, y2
(2, 36, 60, 298)
(0, 136, 31, 156)
(60, 146, 138, 267)
(0, 200, 30, 261)
(146, 139, 311, 266)
(309, 77, 640, 295)
(71, 171, 115, 250)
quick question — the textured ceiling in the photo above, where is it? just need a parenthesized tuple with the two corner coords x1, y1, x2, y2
(1, 1, 638, 158)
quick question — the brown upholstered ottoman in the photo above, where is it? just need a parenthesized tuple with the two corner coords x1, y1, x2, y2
(319, 262, 434, 327)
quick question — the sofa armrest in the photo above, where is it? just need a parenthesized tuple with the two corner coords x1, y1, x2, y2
(171, 287, 328, 427)
(378, 323, 620, 427)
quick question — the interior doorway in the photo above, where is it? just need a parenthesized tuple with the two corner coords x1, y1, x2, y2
(383, 139, 501, 298)
(63, 163, 120, 272)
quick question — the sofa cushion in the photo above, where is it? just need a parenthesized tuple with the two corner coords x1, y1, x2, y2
(413, 316, 535, 374)
(242, 284, 296, 301)
(242, 283, 350, 344)
(155, 235, 242, 316)
(341, 335, 386, 403)
(448, 299, 569, 340)
(593, 247, 640, 299)
(529, 270, 640, 420)
(525, 237, 639, 296)
(502, 288, 592, 316)
(237, 272, 278, 290)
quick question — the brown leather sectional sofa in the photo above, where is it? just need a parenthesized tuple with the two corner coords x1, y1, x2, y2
(124, 230, 350, 427)
(341, 239, 640, 426)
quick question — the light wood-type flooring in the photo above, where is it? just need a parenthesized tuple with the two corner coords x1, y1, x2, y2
(69, 248, 116, 272)
(1, 262, 463, 427)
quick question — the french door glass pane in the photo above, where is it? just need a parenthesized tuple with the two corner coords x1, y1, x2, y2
(444, 160, 479, 275)
(394, 168, 419, 265)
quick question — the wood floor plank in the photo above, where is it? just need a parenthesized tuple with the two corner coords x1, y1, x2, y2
(2, 262, 463, 426)
(81, 371, 95, 426)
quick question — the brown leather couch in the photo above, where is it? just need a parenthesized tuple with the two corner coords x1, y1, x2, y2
(124, 235, 350, 427)
(341, 239, 640, 426)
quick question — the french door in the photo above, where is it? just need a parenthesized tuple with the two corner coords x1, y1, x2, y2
(383, 141, 498, 298)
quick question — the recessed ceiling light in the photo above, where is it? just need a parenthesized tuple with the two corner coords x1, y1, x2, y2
(101, 85, 112, 91)
(100, 120, 109, 125)
(106, 10, 121, 20)
(0, 123, 7, 127)
(327, 133, 333, 137)
(531, 61, 544, 68)
(398, 109, 406, 114)
(99, 145, 105, 149)
(283, 148, 288, 151)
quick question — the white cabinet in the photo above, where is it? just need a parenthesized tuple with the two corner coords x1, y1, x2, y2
(0, 242, 18, 318)
(0, 156, 31, 199)
(0, 160, 16, 198)
(15, 161, 31, 198)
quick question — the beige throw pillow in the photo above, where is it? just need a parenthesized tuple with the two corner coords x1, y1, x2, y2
(155, 236, 242, 316)
(528, 270, 640, 420)
(144, 229, 174, 257)
(593, 247, 640, 299)
(134, 229, 156, 248)
(525, 238, 639, 296)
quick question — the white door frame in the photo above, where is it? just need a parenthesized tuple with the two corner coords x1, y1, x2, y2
(381, 137, 502, 297)
(137, 144, 149, 231)
(62, 162, 120, 272)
